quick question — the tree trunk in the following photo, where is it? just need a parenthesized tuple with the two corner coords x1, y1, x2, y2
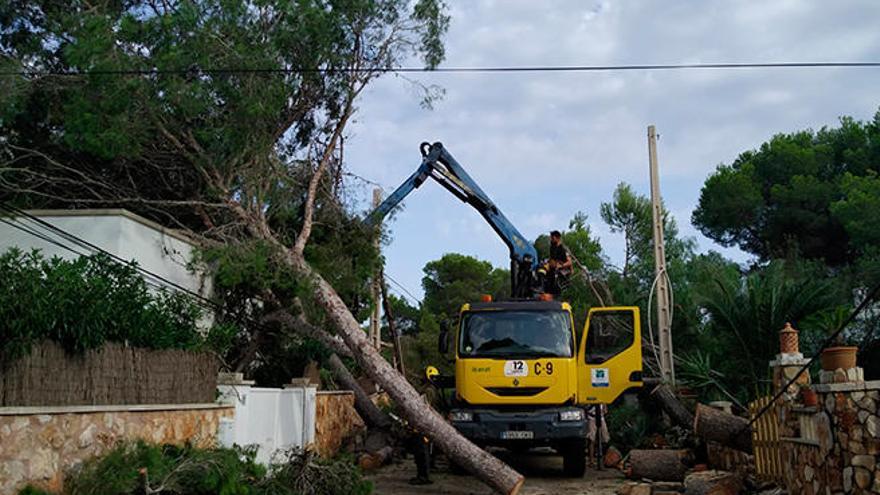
(327, 353, 391, 429)
(693, 404, 753, 454)
(651, 384, 694, 429)
(291, 256, 524, 495)
(629, 449, 690, 481)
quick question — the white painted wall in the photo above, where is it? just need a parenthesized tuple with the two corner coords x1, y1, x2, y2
(0, 209, 213, 327)
(217, 383, 317, 465)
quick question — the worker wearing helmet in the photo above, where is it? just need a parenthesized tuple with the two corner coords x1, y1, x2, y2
(407, 366, 443, 485)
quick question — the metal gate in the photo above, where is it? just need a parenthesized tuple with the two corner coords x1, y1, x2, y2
(749, 396, 784, 483)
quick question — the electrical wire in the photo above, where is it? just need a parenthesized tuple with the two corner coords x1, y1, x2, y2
(383, 272, 422, 304)
(646, 268, 665, 371)
(3, 61, 880, 77)
(0, 214, 184, 296)
(0, 203, 301, 351)
(0, 204, 218, 307)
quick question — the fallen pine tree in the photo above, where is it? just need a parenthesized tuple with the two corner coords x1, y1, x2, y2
(649, 384, 753, 454)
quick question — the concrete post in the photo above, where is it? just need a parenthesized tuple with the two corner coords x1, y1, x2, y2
(216, 372, 255, 448)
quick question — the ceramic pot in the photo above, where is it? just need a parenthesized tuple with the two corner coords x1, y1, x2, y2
(819, 346, 858, 371)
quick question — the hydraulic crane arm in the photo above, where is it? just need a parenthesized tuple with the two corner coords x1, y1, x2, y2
(369, 142, 539, 297)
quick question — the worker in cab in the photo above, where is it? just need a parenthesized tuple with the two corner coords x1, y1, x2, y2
(546, 230, 572, 295)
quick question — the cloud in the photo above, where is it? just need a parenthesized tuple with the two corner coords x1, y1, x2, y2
(345, 0, 880, 298)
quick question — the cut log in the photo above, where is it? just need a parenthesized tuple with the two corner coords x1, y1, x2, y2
(291, 257, 525, 495)
(684, 470, 743, 495)
(629, 449, 689, 481)
(327, 353, 391, 429)
(694, 404, 753, 454)
(651, 384, 695, 429)
(604, 445, 623, 468)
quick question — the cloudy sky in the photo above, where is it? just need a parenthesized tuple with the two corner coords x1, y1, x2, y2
(344, 0, 880, 303)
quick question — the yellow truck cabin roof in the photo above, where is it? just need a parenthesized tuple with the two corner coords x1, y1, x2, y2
(460, 300, 572, 312)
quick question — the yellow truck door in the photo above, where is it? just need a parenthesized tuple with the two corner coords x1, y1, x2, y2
(576, 306, 643, 404)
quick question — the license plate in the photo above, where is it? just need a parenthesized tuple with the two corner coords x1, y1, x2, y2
(501, 430, 534, 440)
(504, 360, 528, 377)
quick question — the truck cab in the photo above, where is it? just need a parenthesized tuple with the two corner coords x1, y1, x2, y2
(444, 298, 642, 477)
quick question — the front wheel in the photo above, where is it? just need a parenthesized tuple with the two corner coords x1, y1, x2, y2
(561, 439, 587, 477)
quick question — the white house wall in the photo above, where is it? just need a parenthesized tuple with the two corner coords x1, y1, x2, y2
(0, 210, 213, 327)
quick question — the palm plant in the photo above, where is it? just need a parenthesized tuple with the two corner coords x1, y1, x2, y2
(695, 259, 843, 400)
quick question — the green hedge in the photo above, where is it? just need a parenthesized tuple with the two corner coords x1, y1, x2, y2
(0, 248, 207, 362)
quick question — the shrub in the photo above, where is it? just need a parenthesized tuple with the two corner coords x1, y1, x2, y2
(64, 441, 266, 495)
(48, 441, 371, 495)
(0, 248, 207, 362)
(264, 449, 373, 495)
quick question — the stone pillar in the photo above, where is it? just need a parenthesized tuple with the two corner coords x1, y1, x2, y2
(769, 323, 810, 400)
(769, 323, 811, 440)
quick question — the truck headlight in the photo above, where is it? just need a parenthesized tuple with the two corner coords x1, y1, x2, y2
(449, 411, 473, 422)
(559, 409, 584, 422)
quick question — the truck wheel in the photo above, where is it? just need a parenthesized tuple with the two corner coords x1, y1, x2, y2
(561, 440, 587, 477)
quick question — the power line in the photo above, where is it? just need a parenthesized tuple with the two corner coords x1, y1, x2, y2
(384, 272, 421, 304)
(0, 203, 218, 307)
(0, 213, 182, 296)
(0, 204, 307, 355)
(3, 61, 880, 77)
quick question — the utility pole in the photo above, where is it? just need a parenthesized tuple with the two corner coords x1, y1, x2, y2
(648, 125, 675, 386)
(380, 272, 407, 376)
(370, 188, 382, 350)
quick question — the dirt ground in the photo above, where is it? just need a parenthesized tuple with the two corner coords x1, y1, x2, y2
(368, 449, 625, 495)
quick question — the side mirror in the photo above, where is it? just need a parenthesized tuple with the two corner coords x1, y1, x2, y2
(438, 321, 450, 354)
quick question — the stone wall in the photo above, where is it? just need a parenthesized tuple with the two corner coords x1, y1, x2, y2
(0, 403, 232, 494)
(313, 391, 365, 458)
(768, 325, 880, 494)
(775, 369, 880, 493)
(782, 439, 834, 495)
(810, 381, 880, 493)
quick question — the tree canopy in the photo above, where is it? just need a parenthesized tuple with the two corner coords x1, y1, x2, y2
(0, 0, 450, 373)
(422, 252, 509, 322)
(1, 0, 448, 232)
(693, 111, 880, 267)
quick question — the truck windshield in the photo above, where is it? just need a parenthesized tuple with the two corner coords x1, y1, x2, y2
(459, 310, 573, 359)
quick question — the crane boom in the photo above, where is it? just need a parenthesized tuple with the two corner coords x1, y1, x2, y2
(369, 142, 539, 297)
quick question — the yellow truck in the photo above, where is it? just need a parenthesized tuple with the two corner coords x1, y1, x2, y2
(441, 299, 642, 476)
(370, 142, 644, 475)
